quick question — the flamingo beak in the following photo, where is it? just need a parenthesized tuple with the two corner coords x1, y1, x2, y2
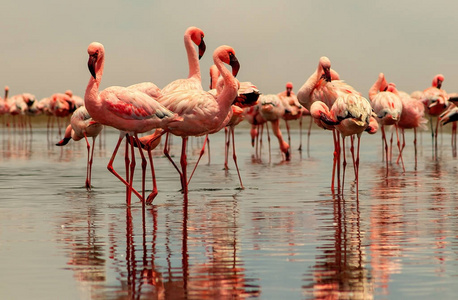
(88, 53, 98, 79)
(230, 54, 240, 77)
(198, 37, 206, 60)
(323, 67, 331, 82)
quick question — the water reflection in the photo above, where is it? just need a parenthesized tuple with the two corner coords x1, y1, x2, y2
(303, 194, 372, 299)
(57, 191, 260, 299)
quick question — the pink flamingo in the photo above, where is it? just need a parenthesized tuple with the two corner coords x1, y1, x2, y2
(84, 42, 182, 205)
(257, 94, 290, 161)
(278, 82, 304, 150)
(421, 74, 450, 155)
(154, 45, 240, 195)
(161, 26, 206, 94)
(297, 56, 359, 190)
(368, 73, 403, 172)
(56, 106, 103, 190)
(387, 84, 427, 167)
(331, 94, 372, 192)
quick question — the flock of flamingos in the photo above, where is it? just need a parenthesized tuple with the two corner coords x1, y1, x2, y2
(1, 26, 457, 204)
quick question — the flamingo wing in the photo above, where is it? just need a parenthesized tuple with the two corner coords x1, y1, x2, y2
(100, 87, 174, 121)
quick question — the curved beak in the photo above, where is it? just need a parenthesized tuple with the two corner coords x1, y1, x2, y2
(323, 67, 331, 82)
(198, 38, 206, 60)
(88, 53, 98, 79)
(230, 54, 240, 77)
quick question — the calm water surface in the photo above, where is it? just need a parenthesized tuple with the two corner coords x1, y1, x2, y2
(0, 124, 457, 300)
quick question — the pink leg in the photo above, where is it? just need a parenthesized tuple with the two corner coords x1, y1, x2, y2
(231, 126, 244, 189)
(307, 116, 313, 156)
(341, 136, 347, 194)
(350, 135, 357, 180)
(187, 135, 208, 185)
(224, 128, 230, 171)
(83, 134, 92, 191)
(298, 116, 303, 151)
(381, 126, 389, 175)
(396, 128, 406, 165)
(414, 128, 418, 169)
(145, 149, 158, 204)
(106, 132, 143, 204)
(133, 134, 147, 203)
(285, 119, 291, 149)
(395, 126, 405, 172)
(180, 137, 189, 194)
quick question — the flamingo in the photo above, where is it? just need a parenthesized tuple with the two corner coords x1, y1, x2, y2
(153, 45, 240, 195)
(297, 56, 360, 190)
(257, 94, 290, 161)
(421, 74, 450, 156)
(84, 41, 182, 205)
(368, 73, 403, 172)
(56, 106, 104, 190)
(331, 94, 372, 192)
(278, 82, 304, 150)
(387, 84, 427, 167)
(161, 26, 206, 94)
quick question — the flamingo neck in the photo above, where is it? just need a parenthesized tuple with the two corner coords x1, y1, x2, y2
(184, 34, 201, 82)
(85, 56, 104, 109)
(214, 56, 237, 118)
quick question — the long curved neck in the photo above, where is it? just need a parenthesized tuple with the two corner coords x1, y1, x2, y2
(184, 34, 201, 81)
(297, 64, 321, 110)
(84, 55, 104, 108)
(214, 56, 237, 116)
(368, 74, 387, 101)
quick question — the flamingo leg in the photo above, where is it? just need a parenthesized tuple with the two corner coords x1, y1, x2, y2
(106, 132, 143, 203)
(414, 128, 418, 170)
(266, 122, 271, 162)
(224, 127, 230, 171)
(187, 135, 208, 185)
(452, 122, 457, 157)
(395, 125, 405, 172)
(331, 129, 338, 191)
(298, 115, 303, 151)
(350, 135, 357, 180)
(397, 128, 405, 165)
(381, 126, 389, 175)
(285, 120, 291, 149)
(133, 134, 147, 203)
(163, 132, 185, 189)
(231, 126, 244, 189)
(180, 137, 189, 194)
(127, 135, 137, 206)
(145, 149, 158, 204)
(355, 134, 361, 193)
(83, 134, 93, 191)
(341, 136, 347, 194)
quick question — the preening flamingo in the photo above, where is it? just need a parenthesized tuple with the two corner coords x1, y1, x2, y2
(278, 82, 304, 150)
(421, 74, 449, 156)
(257, 94, 290, 161)
(368, 73, 403, 172)
(155, 45, 240, 195)
(56, 106, 104, 190)
(297, 56, 360, 190)
(84, 42, 182, 205)
(388, 84, 427, 167)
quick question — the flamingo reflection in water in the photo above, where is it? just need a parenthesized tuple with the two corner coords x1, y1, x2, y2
(303, 193, 372, 299)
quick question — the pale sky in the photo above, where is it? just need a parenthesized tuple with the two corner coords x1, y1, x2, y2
(1, 0, 458, 100)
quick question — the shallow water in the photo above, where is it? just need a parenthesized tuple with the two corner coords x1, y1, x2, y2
(0, 124, 457, 300)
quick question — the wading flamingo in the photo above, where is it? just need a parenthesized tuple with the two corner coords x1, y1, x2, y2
(56, 106, 104, 190)
(421, 74, 449, 156)
(154, 45, 240, 195)
(84, 42, 182, 205)
(368, 73, 403, 173)
(278, 82, 304, 151)
(387, 84, 427, 168)
(297, 56, 360, 190)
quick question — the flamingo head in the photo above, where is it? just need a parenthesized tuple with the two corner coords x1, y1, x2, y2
(432, 74, 444, 89)
(65, 90, 73, 97)
(87, 42, 104, 79)
(215, 45, 240, 77)
(286, 82, 293, 96)
(188, 27, 206, 60)
(319, 56, 332, 82)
